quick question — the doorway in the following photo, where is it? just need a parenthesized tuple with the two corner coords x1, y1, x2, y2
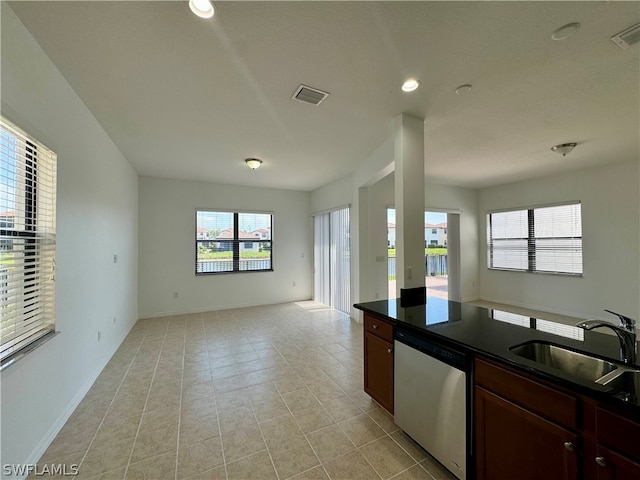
(387, 209, 460, 301)
(313, 207, 351, 314)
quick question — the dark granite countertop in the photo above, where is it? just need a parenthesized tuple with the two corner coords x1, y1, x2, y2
(354, 297, 640, 410)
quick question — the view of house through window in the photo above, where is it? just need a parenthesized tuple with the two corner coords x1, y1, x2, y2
(387, 209, 450, 300)
(1, 117, 57, 367)
(195, 210, 272, 274)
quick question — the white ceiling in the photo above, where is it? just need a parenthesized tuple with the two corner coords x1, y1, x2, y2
(8, 1, 640, 191)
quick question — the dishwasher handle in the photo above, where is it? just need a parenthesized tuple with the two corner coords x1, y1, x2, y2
(395, 329, 468, 371)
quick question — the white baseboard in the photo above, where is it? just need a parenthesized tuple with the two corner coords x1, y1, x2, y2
(138, 296, 314, 319)
(19, 322, 136, 479)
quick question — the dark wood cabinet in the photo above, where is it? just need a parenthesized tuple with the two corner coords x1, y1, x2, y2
(593, 445, 640, 480)
(363, 313, 394, 413)
(474, 358, 579, 480)
(594, 406, 640, 479)
(474, 356, 640, 480)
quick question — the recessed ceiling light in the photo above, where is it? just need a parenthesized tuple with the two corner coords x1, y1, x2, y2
(551, 22, 580, 41)
(454, 84, 472, 95)
(401, 79, 421, 93)
(189, 0, 214, 19)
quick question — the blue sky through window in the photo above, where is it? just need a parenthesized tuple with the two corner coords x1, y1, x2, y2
(0, 129, 18, 214)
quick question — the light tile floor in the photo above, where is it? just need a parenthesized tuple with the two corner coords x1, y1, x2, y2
(35, 301, 456, 480)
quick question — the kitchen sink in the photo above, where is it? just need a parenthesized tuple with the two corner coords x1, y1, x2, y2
(509, 341, 619, 382)
(599, 370, 640, 398)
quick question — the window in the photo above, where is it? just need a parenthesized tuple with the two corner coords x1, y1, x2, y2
(195, 210, 272, 274)
(1, 117, 57, 367)
(487, 202, 582, 275)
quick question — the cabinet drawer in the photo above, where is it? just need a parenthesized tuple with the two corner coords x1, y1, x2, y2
(597, 407, 640, 461)
(475, 357, 578, 430)
(364, 314, 393, 342)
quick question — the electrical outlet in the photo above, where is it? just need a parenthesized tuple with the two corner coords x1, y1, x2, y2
(98, 331, 101, 342)
(408, 266, 413, 279)
(113, 254, 118, 263)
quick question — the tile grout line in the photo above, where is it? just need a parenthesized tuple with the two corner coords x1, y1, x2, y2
(209, 310, 231, 480)
(306, 332, 393, 480)
(172, 314, 189, 480)
(123, 320, 169, 479)
(71, 322, 151, 479)
(63, 304, 403, 480)
(254, 334, 303, 480)
(270, 328, 345, 479)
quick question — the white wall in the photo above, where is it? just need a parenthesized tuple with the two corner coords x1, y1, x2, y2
(364, 174, 394, 303)
(138, 177, 312, 317)
(1, 5, 139, 475)
(478, 160, 639, 320)
(310, 173, 353, 214)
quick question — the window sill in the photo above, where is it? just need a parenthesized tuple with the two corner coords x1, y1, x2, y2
(1, 330, 59, 371)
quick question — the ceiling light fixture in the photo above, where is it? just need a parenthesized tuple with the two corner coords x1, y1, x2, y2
(189, 0, 214, 19)
(454, 84, 473, 95)
(551, 22, 580, 41)
(245, 158, 263, 170)
(551, 143, 577, 157)
(401, 79, 421, 93)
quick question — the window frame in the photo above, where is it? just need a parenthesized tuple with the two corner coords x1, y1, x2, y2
(487, 201, 583, 276)
(195, 209, 273, 275)
(1, 117, 57, 369)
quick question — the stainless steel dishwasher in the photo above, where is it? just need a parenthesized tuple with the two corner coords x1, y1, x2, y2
(394, 329, 470, 480)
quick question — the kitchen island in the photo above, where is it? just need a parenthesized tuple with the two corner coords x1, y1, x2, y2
(355, 297, 640, 480)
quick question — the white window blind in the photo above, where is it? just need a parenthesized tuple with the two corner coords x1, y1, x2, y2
(537, 319, 584, 341)
(330, 207, 350, 315)
(313, 207, 350, 315)
(1, 117, 57, 366)
(313, 214, 330, 306)
(491, 309, 531, 328)
(487, 202, 582, 275)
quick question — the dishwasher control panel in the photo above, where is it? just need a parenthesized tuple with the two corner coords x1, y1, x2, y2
(395, 329, 468, 371)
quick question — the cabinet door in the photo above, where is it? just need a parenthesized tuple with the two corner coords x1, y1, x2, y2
(475, 386, 579, 480)
(364, 331, 393, 413)
(594, 445, 640, 480)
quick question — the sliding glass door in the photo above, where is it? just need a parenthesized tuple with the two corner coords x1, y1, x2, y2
(313, 207, 350, 314)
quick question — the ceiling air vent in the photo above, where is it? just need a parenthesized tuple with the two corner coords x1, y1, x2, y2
(291, 85, 330, 106)
(611, 23, 640, 49)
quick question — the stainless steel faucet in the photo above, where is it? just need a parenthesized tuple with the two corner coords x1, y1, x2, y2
(576, 309, 637, 364)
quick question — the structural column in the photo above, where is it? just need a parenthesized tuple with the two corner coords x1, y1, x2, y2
(393, 113, 425, 296)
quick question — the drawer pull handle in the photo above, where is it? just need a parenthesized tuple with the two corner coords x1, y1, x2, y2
(595, 456, 607, 467)
(387, 348, 393, 354)
(563, 442, 574, 451)
(372, 324, 378, 329)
